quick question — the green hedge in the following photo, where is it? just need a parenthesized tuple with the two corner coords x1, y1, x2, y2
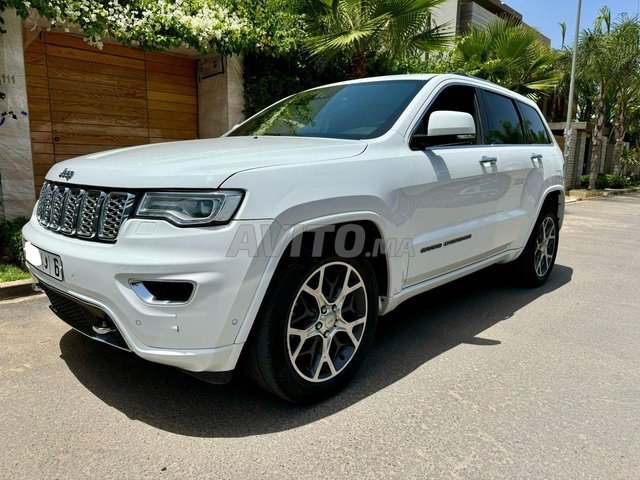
(243, 51, 351, 117)
(0, 216, 28, 267)
(579, 174, 633, 189)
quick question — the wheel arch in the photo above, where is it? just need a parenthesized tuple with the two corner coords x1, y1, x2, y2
(518, 186, 564, 254)
(539, 187, 565, 228)
(233, 212, 401, 345)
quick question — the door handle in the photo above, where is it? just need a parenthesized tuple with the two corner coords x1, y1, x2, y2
(480, 156, 497, 165)
(531, 153, 543, 160)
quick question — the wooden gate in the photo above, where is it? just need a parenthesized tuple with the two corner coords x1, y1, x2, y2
(24, 32, 198, 194)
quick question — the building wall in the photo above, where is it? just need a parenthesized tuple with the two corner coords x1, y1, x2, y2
(459, 2, 499, 31)
(432, 0, 550, 46)
(198, 55, 245, 138)
(0, 9, 35, 220)
(431, 0, 461, 36)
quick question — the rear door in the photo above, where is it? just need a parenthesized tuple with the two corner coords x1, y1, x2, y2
(477, 89, 536, 250)
(514, 100, 559, 240)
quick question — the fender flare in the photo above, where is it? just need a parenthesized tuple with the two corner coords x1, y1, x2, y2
(233, 211, 403, 344)
(522, 186, 565, 248)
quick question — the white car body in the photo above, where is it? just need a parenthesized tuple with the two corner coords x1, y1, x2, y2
(23, 74, 565, 382)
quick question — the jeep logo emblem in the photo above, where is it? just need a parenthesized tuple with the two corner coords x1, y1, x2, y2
(59, 168, 75, 181)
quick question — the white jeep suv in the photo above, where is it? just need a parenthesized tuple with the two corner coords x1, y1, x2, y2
(23, 74, 564, 403)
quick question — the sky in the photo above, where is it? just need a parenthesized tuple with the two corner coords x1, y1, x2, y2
(506, 0, 640, 48)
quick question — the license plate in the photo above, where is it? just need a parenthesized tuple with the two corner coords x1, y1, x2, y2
(24, 242, 64, 281)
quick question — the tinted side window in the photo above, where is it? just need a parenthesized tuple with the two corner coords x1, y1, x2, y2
(518, 102, 551, 144)
(482, 91, 524, 144)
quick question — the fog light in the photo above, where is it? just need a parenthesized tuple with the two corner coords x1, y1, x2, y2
(130, 280, 194, 305)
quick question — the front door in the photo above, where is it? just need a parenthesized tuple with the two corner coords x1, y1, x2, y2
(404, 84, 511, 286)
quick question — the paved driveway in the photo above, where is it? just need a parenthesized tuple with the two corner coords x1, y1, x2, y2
(1, 194, 639, 479)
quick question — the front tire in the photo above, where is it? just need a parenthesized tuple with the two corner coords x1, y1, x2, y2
(513, 208, 559, 287)
(245, 255, 378, 403)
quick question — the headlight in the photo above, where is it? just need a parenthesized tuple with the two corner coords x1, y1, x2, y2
(135, 191, 243, 226)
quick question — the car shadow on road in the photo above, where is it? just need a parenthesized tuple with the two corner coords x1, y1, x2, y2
(58, 264, 573, 438)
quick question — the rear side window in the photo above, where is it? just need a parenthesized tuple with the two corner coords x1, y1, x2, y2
(482, 91, 524, 145)
(518, 102, 552, 144)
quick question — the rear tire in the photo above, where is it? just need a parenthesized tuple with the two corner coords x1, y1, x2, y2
(513, 208, 559, 287)
(245, 255, 378, 404)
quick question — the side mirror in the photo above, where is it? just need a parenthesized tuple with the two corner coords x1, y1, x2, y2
(411, 111, 477, 150)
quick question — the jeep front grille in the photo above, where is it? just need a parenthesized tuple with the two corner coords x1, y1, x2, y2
(36, 182, 135, 242)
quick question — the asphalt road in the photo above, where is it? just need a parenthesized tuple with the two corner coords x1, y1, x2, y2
(1, 194, 639, 480)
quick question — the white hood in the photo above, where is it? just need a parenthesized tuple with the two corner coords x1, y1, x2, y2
(46, 136, 367, 189)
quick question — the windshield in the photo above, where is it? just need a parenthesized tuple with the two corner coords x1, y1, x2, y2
(229, 80, 428, 140)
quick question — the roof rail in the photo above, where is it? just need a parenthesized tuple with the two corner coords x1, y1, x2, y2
(451, 72, 486, 82)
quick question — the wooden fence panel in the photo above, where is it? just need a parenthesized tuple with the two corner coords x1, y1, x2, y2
(145, 52, 198, 144)
(24, 32, 199, 196)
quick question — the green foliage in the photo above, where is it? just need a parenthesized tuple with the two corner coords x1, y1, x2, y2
(577, 13, 640, 189)
(579, 174, 590, 188)
(297, 0, 451, 78)
(1, 0, 303, 55)
(448, 18, 561, 98)
(243, 50, 350, 117)
(622, 148, 640, 170)
(606, 174, 629, 189)
(579, 173, 631, 189)
(595, 174, 610, 189)
(237, 0, 306, 56)
(0, 216, 28, 268)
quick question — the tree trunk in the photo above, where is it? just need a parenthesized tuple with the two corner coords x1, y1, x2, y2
(351, 52, 368, 79)
(611, 103, 626, 176)
(582, 99, 593, 123)
(588, 85, 607, 190)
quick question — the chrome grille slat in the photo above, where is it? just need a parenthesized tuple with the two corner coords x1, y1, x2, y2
(98, 193, 135, 240)
(60, 188, 84, 235)
(36, 182, 134, 242)
(77, 190, 107, 239)
(38, 184, 54, 227)
(49, 186, 68, 231)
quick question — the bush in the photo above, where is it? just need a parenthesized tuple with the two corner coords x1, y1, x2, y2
(0, 216, 28, 267)
(595, 174, 609, 189)
(579, 174, 590, 188)
(243, 51, 351, 117)
(580, 174, 609, 189)
(627, 174, 640, 186)
(606, 174, 628, 189)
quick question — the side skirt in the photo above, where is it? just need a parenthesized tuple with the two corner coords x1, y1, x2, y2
(378, 249, 518, 315)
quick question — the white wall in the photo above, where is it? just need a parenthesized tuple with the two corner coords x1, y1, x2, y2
(0, 9, 36, 220)
(198, 55, 245, 138)
(431, 0, 460, 36)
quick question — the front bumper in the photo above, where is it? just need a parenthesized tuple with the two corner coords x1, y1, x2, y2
(23, 216, 272, 373)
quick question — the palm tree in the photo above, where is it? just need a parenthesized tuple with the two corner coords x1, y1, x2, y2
(578, 10, 640, 188)
(450, 18, 561, 97)
(609, 16, 640, 175)
(298, 0, 451, 78)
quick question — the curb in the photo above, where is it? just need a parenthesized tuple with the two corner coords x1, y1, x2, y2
(0, 278, 43, 301)
(567, 187, 640, 201)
